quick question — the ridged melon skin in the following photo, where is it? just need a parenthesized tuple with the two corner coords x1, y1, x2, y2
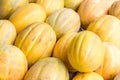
(0, 44, 28, 80)
(15, 22, 56, 67)
(67, 31, 104, 72)
(0, 0, 28, 19)
(64, 0, 83, 10)
(46, 8, 80, 39)
(78, 0, 115, 28)
(24, 57, 69, 80)
(0, 20, 16, 44)
(96, 42, 120, 80)
(87, 15, 120, 49)
(36, 0, 64, 16)
(53, 32, 77, 72)
(9, 3, 46, 33)
(109, 0, 120, 19)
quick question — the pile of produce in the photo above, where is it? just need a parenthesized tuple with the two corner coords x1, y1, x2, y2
(0, 0, 120, 80)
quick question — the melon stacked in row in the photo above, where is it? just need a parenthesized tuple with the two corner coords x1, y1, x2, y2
(0, 0, 120, 80)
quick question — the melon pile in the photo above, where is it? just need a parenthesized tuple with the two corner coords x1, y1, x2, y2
(0, 0, 120, 80)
